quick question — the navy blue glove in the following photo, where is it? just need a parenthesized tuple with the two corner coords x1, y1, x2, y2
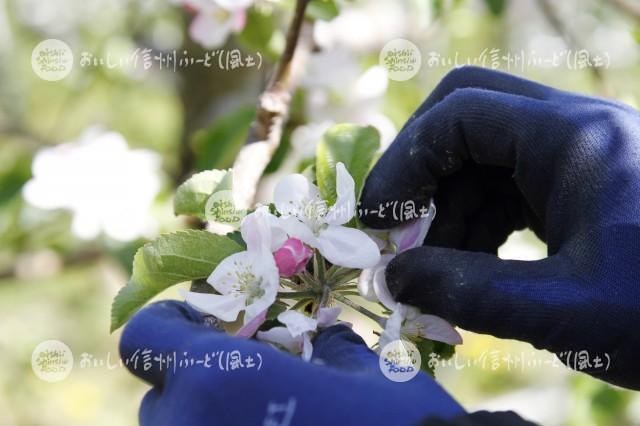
(119, 301, 464, 425)
(360, 66, 640, 389)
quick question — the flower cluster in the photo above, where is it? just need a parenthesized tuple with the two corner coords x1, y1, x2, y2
(181, 162, 461, 363)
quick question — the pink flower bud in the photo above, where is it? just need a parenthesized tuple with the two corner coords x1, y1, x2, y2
(274, 238, 313, 277)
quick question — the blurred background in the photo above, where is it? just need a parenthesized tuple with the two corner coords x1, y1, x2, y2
(1, 0, 640, 424)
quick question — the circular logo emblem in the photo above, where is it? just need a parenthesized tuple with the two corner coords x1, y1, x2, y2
(31, 39, 74, 81)
(379, 339, 421, 382)
(204, 190, 247, 228)
(31, 340, 74, 382)
(379, 39, 422, 82)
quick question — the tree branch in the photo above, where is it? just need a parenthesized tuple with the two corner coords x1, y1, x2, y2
(232, 0, 312, 209)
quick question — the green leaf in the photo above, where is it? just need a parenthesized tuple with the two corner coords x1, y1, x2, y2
(432, 341, 456, 360)
(415, 338, 436, 376)
(307, 0, 339, 21)
(484, 0, 507, 16)
(236, 8, 280, 60)
(0, 141, 32, 207)
(174, 169, 232, 219)
(192, 107, 255, 171)
(316, 124, 380, 205)
(633, 27, 640, 44)
(266, 301, 288, 320)
(226, 230, 248, 249)
(264, 127, 292, 174)
(110, 230, 243, 332)
(431, 0, 444, 18)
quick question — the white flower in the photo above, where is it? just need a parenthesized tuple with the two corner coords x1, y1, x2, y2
(312, 0, 407, 52)
(301, 48, 397, 148)
(357, 253, 396, 309)
(290, 121, 333, 160)
(379, 304, 462, 349)
(213, 0, 252, 11)
(354, 202, 460, 347)
(181, 207, 283, 324)
(179, 0, 251, 48)
(274, 162, 380, 269)
(257, 307, 341, 361)
(358, 201, 436, 309)
(22, 127, 161, 242)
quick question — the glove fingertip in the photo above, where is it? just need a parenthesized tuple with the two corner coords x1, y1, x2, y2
(119, 301, 208, 386)
(312, 325, 379, 371)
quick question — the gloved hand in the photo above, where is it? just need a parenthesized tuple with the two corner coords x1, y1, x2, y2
(360, 66, 640, 389)
(119, 300, 464, 425)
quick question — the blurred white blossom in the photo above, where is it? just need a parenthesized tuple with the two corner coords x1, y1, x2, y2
(174, 0, 251, 48)
(23, 127, 162, 242)
(301, 48, 397, 148)
(313, 0, 408, 52)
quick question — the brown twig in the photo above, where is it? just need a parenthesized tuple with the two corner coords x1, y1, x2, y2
(232, 0, 312, 209)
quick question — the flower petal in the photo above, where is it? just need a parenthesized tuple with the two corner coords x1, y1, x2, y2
(278, 216, 319, 248)
(215, 0, 253, 12)
(317, 307, 342, 328)
(362, 228, 388, 251)
(378, 307, 404, 350)
(241, 206, 280, 254)
(267, 212, 288, 251)
(207, 249, 278, 297)
(257, 327, 302, 353)
(243, 257, 279, 324)
(274, 173, 321, 218)
(277, 310, 318, 337)
(386, 306, 405, 336)
(206, 251, 250, 294)
(389, 201, 436, 253)
(235, 309, 267, 338)
(404, 314, 463, 346)
(301, 333, 314, 361)
(188, 10, 233, 49)
(317, 225, 380, 268)
(372, 255, 398, 310)
(325, 162, 356, 226)
(274, 238, 313, 277)
(180, 290, 245, 322)
(357, 267, 378, 301)
(231, 9, 246, 32)
(244, 290, 277, 325)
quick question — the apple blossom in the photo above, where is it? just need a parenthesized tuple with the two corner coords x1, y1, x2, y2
(379, 304, 462, 350)
(273, 238, 313, 277)
(22, 127, 161, 242)
(177, 0, 251, 48)
(358, 201, 436, 309)
(181, 207, 282, 324)
(257, 307, 341, 361)
(300, 48, 397, 148)
(274, 162, 380, 269)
